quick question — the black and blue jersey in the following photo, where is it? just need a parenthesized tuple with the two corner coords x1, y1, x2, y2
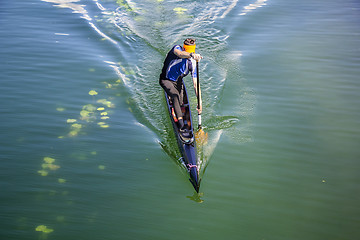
(160, 45, 197, 81)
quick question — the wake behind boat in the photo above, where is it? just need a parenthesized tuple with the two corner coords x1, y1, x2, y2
(164, 81, 200, 192)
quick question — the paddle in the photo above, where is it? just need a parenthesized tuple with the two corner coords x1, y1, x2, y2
(195, 60, 208, 145)
(196, 61, 201, 129)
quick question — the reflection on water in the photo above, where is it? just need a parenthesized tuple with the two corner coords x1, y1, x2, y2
(240, 0, 268, 16)
(187, 191, 204, 203)
(41, 0, 91, 20)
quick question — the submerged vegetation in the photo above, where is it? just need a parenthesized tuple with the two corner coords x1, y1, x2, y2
(38, 157, 60, 177)
(35, 225, 54, 233)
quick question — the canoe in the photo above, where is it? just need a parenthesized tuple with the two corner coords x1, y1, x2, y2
(164, 81, 200, 193)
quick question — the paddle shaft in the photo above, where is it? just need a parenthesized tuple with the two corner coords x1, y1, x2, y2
(196, 61, 201, 129)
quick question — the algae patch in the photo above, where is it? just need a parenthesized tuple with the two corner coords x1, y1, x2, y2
(35, 225, 54, 233)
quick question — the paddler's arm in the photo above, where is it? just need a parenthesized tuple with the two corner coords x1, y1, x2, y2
(174, 48, 202, 60)
(174, 48, 192, 58)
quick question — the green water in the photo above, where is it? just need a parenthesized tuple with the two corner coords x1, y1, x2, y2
(1, 0, 360, 239)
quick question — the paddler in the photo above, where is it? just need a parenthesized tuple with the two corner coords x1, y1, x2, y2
(159, 38, 202, 140)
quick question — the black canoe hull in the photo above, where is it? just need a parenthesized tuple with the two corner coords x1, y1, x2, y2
(164, 81, 199, 192)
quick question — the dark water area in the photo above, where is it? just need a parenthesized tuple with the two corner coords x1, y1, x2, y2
(1, 0, 360, 239)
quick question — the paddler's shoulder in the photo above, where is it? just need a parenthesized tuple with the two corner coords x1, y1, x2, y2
(172, 45, 182, 53)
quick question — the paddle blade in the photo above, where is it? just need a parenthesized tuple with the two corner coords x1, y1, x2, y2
(195, 128, 208, 145)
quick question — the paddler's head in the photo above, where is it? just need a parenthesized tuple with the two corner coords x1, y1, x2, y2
(183, 38, 196, 53)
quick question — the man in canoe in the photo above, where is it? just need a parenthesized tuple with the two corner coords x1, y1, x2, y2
(159, 38, 202, 140)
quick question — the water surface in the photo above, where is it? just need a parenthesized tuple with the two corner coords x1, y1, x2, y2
(1, 0, 360, 239)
